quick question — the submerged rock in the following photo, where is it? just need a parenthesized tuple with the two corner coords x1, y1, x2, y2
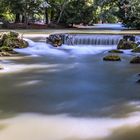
(130, 56, 140, 64)
(103, 55, 121, 61)
(108, 49, 123, 53)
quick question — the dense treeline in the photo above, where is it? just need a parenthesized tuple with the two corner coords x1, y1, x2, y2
(0, 0, 139, 28)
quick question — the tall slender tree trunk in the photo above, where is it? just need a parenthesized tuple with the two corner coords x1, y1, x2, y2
(45, 8, 49, 24)
(45, 0, 49, 24)
(57, 0, 67, 24)
(15, 13, 20, 23)
(22, 15, 25, 23)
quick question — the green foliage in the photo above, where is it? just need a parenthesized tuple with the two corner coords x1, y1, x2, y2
(60, 0, 93, 25)
(0, 0, 140, 28)
(117, 0, 140, 29)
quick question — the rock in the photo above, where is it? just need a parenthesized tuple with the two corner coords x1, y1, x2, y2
(130, 56, 140, 64)
(4, 38, 28, 48)
(46, 34, 64, 47)
(0, 52, 11, 56)
(123, 35, 135, 42)
(8, 31, 19, 38)
(131, 47, 140, 53)
(103, 55, 121, 61)
(0, 46, 13, 52)
(0, 31, 28, 49)
(108, 49, 123, 53)
(117, 39, 138, 50)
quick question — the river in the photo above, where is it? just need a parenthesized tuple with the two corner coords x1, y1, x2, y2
(0, 35, 140, 140)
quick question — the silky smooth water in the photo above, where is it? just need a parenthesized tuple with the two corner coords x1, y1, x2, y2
(0, 37, 140, 140)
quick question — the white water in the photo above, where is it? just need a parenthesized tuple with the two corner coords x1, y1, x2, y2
(64, 34, 122, 45)
(0, 102, 140, 140)
(15, 38, 117, 56)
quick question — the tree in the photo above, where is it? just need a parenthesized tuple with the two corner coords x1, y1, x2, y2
(59, 0, 93, 26)
(117, 0, 140, 29)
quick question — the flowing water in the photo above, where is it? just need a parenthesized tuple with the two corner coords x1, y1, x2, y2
(0, 34, 140, 140)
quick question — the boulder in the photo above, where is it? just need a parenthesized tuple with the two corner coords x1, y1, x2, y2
(123, 35, 135, 42)
(0, 46, 13, 52)
(8, 31, 19, 38)
(3, 38, 28, 48)
(46, 34, 64, 47)
(108, 49, 123, 53)
(0, 31, 28, 49)
(117, 39, 138, 50)
(130, 56, 140, 64)
(103, 55, 121, 61)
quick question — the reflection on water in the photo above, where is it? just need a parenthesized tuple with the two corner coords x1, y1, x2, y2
(0, 39, 140, 140)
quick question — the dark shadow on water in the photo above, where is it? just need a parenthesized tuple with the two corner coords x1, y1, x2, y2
(0, 54, 140, 118)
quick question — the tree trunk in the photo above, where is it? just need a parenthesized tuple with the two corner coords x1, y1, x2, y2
(45, 8, 49, 24)
(57, 0, 67, 24)
(22, 15, 25, 23)
(15, 13, 20, 23)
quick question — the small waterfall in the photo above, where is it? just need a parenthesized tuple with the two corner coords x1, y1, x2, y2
(64, 34, 122, 46)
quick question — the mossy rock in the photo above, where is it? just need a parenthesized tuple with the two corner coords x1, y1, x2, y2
(103, 55, 121, 61)
(117, 39, 138, 50)
(3, 38, 28, 48)
(8, 31, 19, 38)
(108, 49, 123, 53)
(0, 31, 28, 49)
(130, 56, 140, 64)
(131, 47, 140, 53)
(0, 46, 13, 52)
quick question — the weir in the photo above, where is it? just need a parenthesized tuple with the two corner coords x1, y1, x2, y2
(64, 34, 123, 45)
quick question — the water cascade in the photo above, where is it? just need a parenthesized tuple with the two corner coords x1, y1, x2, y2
(64, 34, 122, 46)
